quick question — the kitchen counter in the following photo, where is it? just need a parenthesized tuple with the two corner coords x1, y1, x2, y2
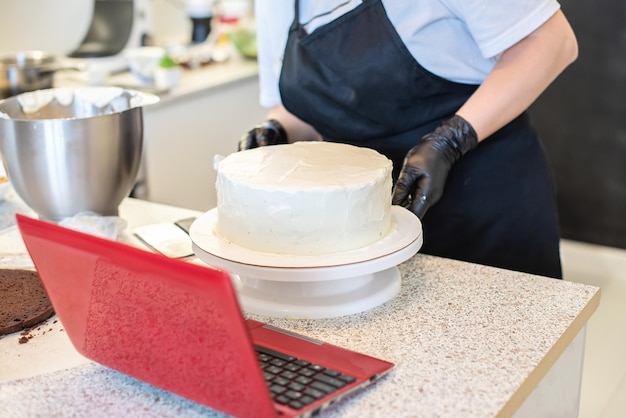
(0, 192, 600, 417)
(55, 56, 261, 108)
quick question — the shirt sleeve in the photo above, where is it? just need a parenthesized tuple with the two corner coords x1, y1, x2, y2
(441, 0, 561, 58)
(254, 0, 294, 108)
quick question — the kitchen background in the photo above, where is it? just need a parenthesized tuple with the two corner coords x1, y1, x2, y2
(1, 0, 216, 55)
(1, 1, 624, 417)
(529, 0, 626, 251)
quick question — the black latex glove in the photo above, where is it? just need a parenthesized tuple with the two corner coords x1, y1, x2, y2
(238, 119, 288, 151)
(392, 115, 478, 219)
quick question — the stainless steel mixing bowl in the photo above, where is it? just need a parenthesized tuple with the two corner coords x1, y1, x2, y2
(0, 87, 159, 221)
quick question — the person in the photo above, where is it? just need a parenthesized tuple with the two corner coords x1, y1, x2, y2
(240, 0, 578, 279)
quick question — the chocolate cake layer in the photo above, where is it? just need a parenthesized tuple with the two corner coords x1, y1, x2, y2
(0, 269, 54, 336)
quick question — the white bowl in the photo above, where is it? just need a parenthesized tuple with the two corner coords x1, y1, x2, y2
(154, 66, 182, 91)
(124, 47, 165, 84)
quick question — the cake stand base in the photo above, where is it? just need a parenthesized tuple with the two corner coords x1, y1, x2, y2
(232, 267, 400, 319)
(190, 206, 422, 319)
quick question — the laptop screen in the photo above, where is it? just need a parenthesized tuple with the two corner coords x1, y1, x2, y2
(16, 214, 277, 417)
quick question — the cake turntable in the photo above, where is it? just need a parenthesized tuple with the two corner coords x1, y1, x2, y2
(189, 206, 422, 319)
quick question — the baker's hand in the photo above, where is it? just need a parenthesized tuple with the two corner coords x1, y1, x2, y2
(392, 115, 478, 218)
(238, 119, 288, 151)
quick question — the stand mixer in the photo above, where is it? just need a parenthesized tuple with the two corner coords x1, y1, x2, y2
(65, 0, 153, 75)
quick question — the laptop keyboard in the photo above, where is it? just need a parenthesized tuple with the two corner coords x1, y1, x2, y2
(255, 345, 357, 410)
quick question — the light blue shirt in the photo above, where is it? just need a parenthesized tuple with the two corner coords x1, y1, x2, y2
(255, 0, 561, 108)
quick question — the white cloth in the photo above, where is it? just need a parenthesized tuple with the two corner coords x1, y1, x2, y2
(255, 0, 561, 108)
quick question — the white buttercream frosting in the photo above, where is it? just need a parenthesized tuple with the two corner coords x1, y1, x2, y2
(215, 142, 393, 255)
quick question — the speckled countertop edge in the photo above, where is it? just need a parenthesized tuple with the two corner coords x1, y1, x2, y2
(253, 256, 600, 418)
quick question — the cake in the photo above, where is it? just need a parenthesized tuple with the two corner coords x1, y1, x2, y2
(0, 269, 55, 336)
(215, 141, 393, 255)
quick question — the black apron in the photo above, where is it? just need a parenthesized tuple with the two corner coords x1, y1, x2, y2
(278, 0, 562, 279)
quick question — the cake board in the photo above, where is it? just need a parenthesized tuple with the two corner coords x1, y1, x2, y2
(190, 206, 423, 319)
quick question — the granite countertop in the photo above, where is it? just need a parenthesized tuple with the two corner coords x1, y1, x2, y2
(0, 193, 601, 418)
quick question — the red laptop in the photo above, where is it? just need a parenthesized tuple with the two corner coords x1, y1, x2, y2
(15, 214, 393, 418)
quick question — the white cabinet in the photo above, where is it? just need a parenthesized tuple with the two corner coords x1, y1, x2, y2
(140, 61, 267, 211)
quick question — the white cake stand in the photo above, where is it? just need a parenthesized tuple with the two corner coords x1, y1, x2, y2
(189, 206, 423, 319)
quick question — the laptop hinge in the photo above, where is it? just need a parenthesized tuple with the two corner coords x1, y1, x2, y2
(262, 324, 324, 345)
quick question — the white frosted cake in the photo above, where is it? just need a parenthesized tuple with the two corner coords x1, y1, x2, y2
(215, 142, 393, 256)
